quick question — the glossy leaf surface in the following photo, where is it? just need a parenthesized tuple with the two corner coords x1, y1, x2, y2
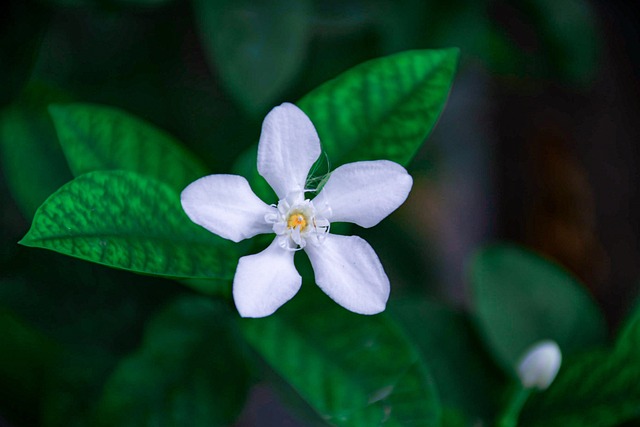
(298, 48, 459, 167)
(20, 170, 238, 279)
(49, 103, 208, 192)
(242, 286, 440, 426)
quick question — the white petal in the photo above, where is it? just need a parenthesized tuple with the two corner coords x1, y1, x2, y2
(233, 239, 302, 318)
(517, 340, 562, 390)
(181, 174, 273, 243)
(305, 234, 389, 315)
(313, 160, 413, 228)
(257, 103, 321, 199)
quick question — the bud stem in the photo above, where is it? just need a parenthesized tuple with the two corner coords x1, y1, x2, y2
(496, 386, 531, 427)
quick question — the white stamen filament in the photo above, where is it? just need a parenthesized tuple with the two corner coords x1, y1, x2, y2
(264, 193, 330, 251)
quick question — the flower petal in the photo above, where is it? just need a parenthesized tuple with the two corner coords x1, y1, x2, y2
(313, 160, 413, 228)
(181, 174, 273, 243)
(233, 239, 302, 317)
(305, 234, 389, 315)
(257, 103, 321, 199)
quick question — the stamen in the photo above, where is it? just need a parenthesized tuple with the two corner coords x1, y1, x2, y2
(287, 213, 307, 230)
(270, 195, 329, 250)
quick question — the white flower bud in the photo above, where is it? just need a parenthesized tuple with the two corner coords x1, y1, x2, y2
(516, 340, 562, 390)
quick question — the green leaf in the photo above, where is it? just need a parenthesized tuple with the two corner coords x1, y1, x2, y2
(0, 82, 74, 219)
(232, 145, 276, 203)
(297, 48, 459, 167)
(48, 103, 209, 193)
(470, 244, 606, 374)
(524, 0, 600, 86)
(20, 170, 239, 279)
(95, 296, 251, 427)
(193, 0, 311, 115)
(520, 302, 640, 427)
(43, 349, 117, 427)
(241, 286, 440, 426)
(390, 297, 506, 422)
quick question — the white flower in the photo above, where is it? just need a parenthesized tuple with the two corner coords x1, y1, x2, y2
(181, 103, 413, 318)
(516, 340, 562, 390)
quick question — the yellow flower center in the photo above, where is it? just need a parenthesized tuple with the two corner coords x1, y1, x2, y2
(287, 212, 307, 230)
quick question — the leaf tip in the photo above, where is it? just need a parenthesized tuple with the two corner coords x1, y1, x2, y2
(47, 103, 66, 121)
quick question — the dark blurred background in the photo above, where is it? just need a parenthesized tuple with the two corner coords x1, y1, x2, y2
(1, 0, 639, 425)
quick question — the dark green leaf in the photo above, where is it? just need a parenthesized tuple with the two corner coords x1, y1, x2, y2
(390, 297, 506, 422)
(193, 0, 311, 115)
(48, 103, 209, 193)
(470, 244, 606, 374)
(20, 170, 239, 279)
(0, 82, 74, 219)
(241, 286, 440, 426)
(42, 350, 117, 427)
(520, 303, 640, 427)
(95, 296, 251, 426)
(0, 308, 58, 425)
(0, 254, 180, 427)
(298, 48, 459, 167)
(232, 145, 276, 203)
(524, 0, 600, 85)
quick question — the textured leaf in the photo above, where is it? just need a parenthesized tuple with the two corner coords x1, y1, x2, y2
(520, 303, 640, 427)
(0, 82, 73, 218)
(95, 296, 250, 427)
(48, 103, 208, 193)
(20, 170, 239, 279)
(193, 0, 311, 114)
(470, 244, 606, 374)
(242, 286, 440, 426)
(297, 48, 459, 167)
(390, 298, 505, 422)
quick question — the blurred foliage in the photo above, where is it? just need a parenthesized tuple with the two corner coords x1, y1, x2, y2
(390, 297, 507, 423)
(0, 82, 73, 219)
(1, 0, 630, 426)
(95, 296, 251, 427)
(242, 284, 440, 426)
(520, 299, 640, 427)
(470, 244, 607, 374)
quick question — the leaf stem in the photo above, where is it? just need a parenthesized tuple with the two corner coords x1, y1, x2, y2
(496, 386, 531, 427)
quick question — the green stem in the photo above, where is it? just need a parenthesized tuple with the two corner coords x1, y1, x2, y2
(496, 386, 532, 427)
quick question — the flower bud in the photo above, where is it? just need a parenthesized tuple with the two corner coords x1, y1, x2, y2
(516, 340, 562, 390)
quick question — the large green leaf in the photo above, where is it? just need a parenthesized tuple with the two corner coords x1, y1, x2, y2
(390, 297, 505, 422)
(297, 48, 459, 167)
(241, 286, 440, 426)
(20, 170, 238, 279)
(94, 296, 251, 426)
(0, 82, 74, 219)
(470, 244, 606, 374)
(520, 301, 640, 427)
(48, 103, 209, 193)
(193, 0, 311, 115)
